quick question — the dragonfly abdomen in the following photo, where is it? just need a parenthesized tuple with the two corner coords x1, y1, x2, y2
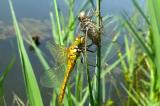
(58, 36, 85, 104)
(58, 61, 76, 104)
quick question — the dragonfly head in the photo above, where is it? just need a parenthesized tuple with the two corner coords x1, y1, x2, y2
(75, 35, 85, 46)
(78, 11, 86, 22)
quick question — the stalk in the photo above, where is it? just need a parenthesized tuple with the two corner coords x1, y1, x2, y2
(53, 0, 63, 45)
(96, 0, 101, 105)
(148, 0, 160, 92)
(85, 36, 94, 106)
(9, 0, 43, 105)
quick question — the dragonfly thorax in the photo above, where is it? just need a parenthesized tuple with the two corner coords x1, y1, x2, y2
(74, 36, 85, 47)
(67, 36, 85, 60)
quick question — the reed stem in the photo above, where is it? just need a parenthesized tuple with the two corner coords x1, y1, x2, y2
(85, 36, 94, 106)
(96, 0, 101, 105)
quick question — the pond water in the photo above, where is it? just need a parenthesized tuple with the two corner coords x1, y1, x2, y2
(0, 0, 142, 105)
(0, 0, 134, 22)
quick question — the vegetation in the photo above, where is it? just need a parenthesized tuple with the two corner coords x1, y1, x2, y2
(0, 0, 160, 106)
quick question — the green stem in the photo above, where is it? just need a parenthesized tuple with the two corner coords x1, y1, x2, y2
(85, 36, 94, 106)
(97, 46, 101, 105)
(96, 0, 101, 105)
(53, 0, 63, 45)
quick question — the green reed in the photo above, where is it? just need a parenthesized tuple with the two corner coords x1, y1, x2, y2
(0, 57, 15, 106)
(96, 0, 102, 105)
(9, 0, 43, 105)
(120, 0, 160, 105)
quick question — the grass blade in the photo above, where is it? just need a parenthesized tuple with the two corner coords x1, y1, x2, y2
(132, 0, 150, 25)
(0, 57, 15, 88)
(148, 0, 160, 91)
(53, 0, 63, 45)
(23, 29, 50, 70)
(122, 14, 153, 59)
(0, 57, 15, 106)
(9, 0, 43, 105)
(96, 0, 102, 105)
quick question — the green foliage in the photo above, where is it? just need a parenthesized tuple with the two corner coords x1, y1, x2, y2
(120, 0, 160, 105)
(9, 0, 43, 106)
(0, 57, 15, 96)
(148, 0, 160, 91)
(0, 57, 15, 106)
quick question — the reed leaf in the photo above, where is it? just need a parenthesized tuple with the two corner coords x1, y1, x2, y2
(22, 25, 50, 70)
(96, 0, 102, 105)
(0, 57, 15, 106)
(53, 0, 63, 45)
(122, 14, 153, 59)
(50, 11, 59, 44)
(9, 0, 43, 105)
(0, 57, 15, 90)
(148, 0, 160, 91)
(132, 0, 150, 25)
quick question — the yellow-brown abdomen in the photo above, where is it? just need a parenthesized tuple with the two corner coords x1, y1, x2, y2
(58, 61, 75, 104)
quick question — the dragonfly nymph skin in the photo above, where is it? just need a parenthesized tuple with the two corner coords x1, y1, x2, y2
(59, 35, 85, 104)
(78, 11, 102, 46)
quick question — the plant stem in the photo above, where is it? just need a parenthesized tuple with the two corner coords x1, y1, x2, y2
(96, 0, 101, 105)
(85, 36, 94, 106)
(53, 0, 63, 45)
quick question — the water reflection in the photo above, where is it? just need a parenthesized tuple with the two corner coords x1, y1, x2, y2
(0, 18, 51, 40)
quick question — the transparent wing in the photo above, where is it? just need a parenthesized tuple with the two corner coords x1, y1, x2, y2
(42, 41, 78, 91)
(87, 39, 120, 67)
(101, 16, 121, 63)
(47, 41, 68, 64)
(101, 38, 120, 63)
(40, 64, 78, 97)
(40, 65, 65, 89)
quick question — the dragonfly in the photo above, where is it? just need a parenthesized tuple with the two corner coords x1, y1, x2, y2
(78, 10, 121, 59)
(40, 35, 85, 104)
(41, 11, 120, 104)
(40, 36, 120, 104)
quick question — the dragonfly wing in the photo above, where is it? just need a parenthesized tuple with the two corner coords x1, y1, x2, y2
(101, 17, 121, 63)
(87, 36, 120, 63)
(40, 65, 65, 89)
(47, 41, 67, 64)
(101, 37, 120, 63)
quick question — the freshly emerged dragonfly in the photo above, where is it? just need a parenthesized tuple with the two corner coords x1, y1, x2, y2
(40, 35, 85, 104)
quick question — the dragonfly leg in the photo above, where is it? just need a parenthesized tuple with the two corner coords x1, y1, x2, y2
(82, 46, 96, 53)
(81, 54, 96, 67)
(87, 48, 96, 53)
(88, 63, 96, 67)
(87, 42, 93, 48)
(86, 43, 97, 53)
(81, 57, 84, 64)
(84, 27, 89, 52)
